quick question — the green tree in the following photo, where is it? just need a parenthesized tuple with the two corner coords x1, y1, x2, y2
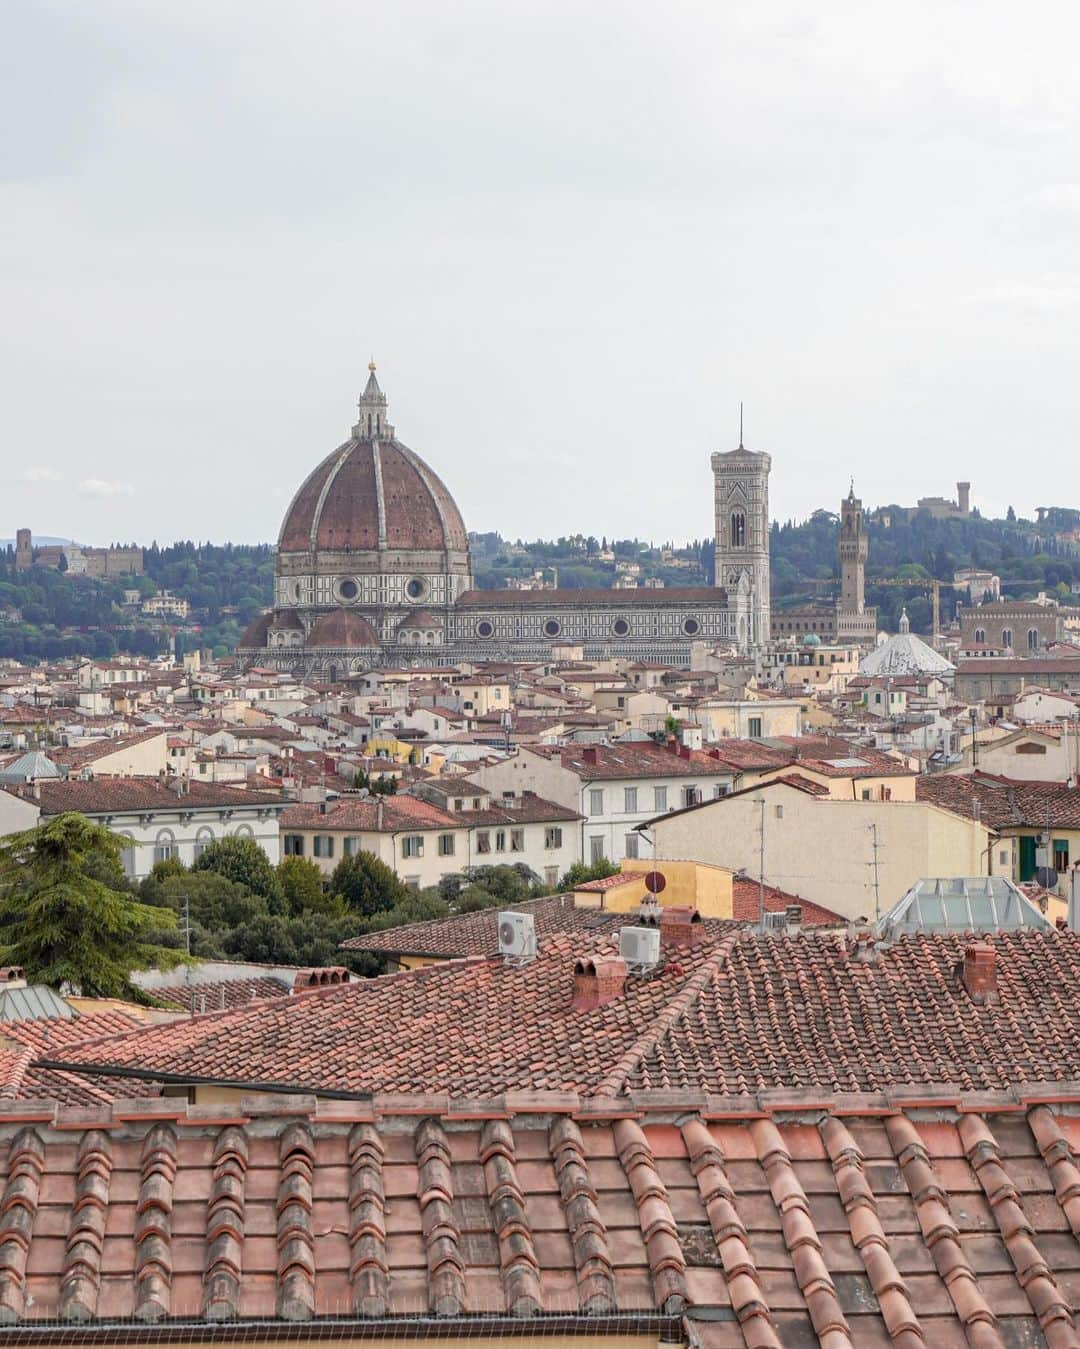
(557, 858, 618, 891)
(0, 814, 184, 1000)
(278, 855, 342, 917)
(329, 850, 408, 917)
(139, 868, 269, 957)
(192, 836, 281, 904)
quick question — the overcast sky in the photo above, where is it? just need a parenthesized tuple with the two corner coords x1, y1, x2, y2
(4, 1, 1078, 548)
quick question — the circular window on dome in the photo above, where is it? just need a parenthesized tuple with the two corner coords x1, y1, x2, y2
(338, 578, 359, 601)
(682, 617, 701, 636)
(612, 618, 630, 637)
(543, 619, 562, 638)
(476, 620, 495, 639)
(404, 576, 428, 602)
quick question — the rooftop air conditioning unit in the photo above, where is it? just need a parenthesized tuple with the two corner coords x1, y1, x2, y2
(497, 911, 537, 961)
(763, 910, 788, 931)
(619, 925, 661, 970)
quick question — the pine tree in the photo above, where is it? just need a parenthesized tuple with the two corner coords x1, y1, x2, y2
(0, 813, 184, 1000)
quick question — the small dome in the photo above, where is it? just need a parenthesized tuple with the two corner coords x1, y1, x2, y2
(238, 612, 272, 648)
(802, 633, 822, 647)
(269, 609, 303, 631)
(398, 609, 442, 629)
(306, 609, 380, 648)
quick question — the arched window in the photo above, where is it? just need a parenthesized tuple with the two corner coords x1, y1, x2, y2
(1028, 629, 1040, 651)
(1002, 628, 1013, 650)
(154, 829, 177, 864)
(193, 826, 214, 860)
(119, 832, 136, 878)
(730, 512, 746, 548)
(974, 628, 986, 645)
(232, 824, 254, 840)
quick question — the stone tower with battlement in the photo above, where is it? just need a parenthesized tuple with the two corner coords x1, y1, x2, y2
(712, 440, 771, 650)
(14, 529, 32, 572)
(839, 484, 867, 615)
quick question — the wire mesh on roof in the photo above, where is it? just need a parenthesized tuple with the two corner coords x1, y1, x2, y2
(875, 876, 1052, 944)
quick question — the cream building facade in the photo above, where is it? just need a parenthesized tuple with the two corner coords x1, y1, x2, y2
(646, 777, 993, 920)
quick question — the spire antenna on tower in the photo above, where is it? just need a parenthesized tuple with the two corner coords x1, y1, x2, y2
(739, 402, 744, 450)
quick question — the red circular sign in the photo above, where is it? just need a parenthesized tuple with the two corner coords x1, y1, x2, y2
(643, 871, 667, 894)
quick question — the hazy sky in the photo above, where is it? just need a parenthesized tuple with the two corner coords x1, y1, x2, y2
(4, 1, 1078, 547)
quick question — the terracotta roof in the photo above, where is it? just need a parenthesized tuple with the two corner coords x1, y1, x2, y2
(917, 772, 1080, 829)
(456, 586, 728, 607)
(556, 742, 737, 780)
(632, 927, 1080, 1095)
(7, 1095, 1080, 1340)
(51, 727, 166, 768)
(305, 608, 380, 649)
(0, 1010, 159, 1106)
(730, 877, 844, 924)
(144, 975, 293, 1012)
(25, 777, 286, 815)
(44, 930, 731, 1097)
(278, 436, 468, 554)
(281, 794, 461, 833)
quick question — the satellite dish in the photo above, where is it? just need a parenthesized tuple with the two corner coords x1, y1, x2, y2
(1036, 866, 1059, 890)
(643, 870, 667, 894)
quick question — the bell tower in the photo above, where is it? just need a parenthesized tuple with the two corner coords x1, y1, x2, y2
(839, 482, 867, 615)
(712, 415, 771, 650)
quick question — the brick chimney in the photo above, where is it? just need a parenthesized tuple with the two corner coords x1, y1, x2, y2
(962, 943, 998, 1004)
(581, 745, 599, 766)
(572, 955, 627, 1011)
(660, 906, 703, 948)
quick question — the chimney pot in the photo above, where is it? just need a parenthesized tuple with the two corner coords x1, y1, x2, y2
(571, 954, 627, 1011)
(294, 965, 349, 990)
(660, 905, 703, 948)
(962, 942, 998, 1004)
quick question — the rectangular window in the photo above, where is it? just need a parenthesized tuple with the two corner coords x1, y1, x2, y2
(477, 830, 491, 854)
(682, 786, 700, 808)
(880, 786, 892, 802)
(454, 799, 463, 811)
(344, 836, 360, 857)
(438, 833, 455, 857)
(544, 826, 563, 849)
(625, 832, 639, 859)
(313, 835, 335, 859)
(545, 866, 559, 887)
(589, 789, 604, 815)
(861, 789, 871, 801)
(510, 828, 524, 853)
(624, 787, 638, 813)
(404, 876, 421, 891)
(402, 835, 424, 859)
(654, 786, 668, 812)
(748, 716, 763, 739)
(589, 835, 605, 864)
(495, 829, 506, 852)
(284, 834, 305, 856)
(1054, 839, 1070, 871)
(154, 843, 177, 864)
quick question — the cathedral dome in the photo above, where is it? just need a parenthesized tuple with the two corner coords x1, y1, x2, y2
(277, 366, 468, 558)
(306, 609, 380, 648)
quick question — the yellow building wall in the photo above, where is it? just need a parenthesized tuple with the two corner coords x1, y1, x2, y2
(574, 858, 734, 918)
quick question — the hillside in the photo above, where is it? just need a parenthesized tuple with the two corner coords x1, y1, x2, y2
(0, 506, 1074, 659)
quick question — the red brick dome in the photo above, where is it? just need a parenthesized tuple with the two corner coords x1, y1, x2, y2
(306, 609, 380, 648)
(238, 612, 273, 648)
(278, 370, 468, 557)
